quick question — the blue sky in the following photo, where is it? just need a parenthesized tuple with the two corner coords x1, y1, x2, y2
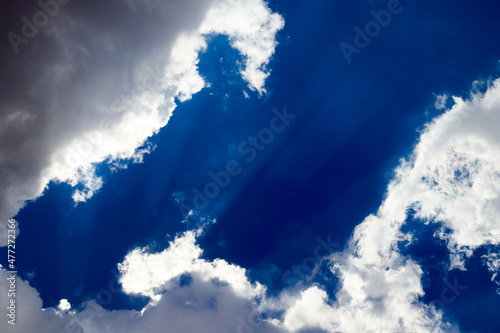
(1, 0, 500, 332)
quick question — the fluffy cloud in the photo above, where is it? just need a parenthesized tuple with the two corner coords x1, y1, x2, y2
(0, 265, 67, 332)
(277, 79, 500, 332)
(0, 230, 285, 333)
(0, 0, 284, 246)
(278, 224, 452, 332)
(118, 230, 266, 302)
(2, 8, 500, 327)
(2, 74, 500, 333)
(386, 79, 500, 265)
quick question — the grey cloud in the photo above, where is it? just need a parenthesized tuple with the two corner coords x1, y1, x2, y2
(0, 0, 284, 245)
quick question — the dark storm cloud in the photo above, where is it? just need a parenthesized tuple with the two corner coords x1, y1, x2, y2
(0, 0, 284, 241)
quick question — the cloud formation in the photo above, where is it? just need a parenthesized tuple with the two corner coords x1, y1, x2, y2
(277, 79, 500, 332)
(434, 94, 449, 110)
(5, 78, 500, 332)
(0, 230, 285, 333)
(2, 1, 500, 328)
(0, 0, 284, 246)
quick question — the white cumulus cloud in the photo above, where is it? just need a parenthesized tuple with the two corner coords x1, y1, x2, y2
(278, 79, 500, 332)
